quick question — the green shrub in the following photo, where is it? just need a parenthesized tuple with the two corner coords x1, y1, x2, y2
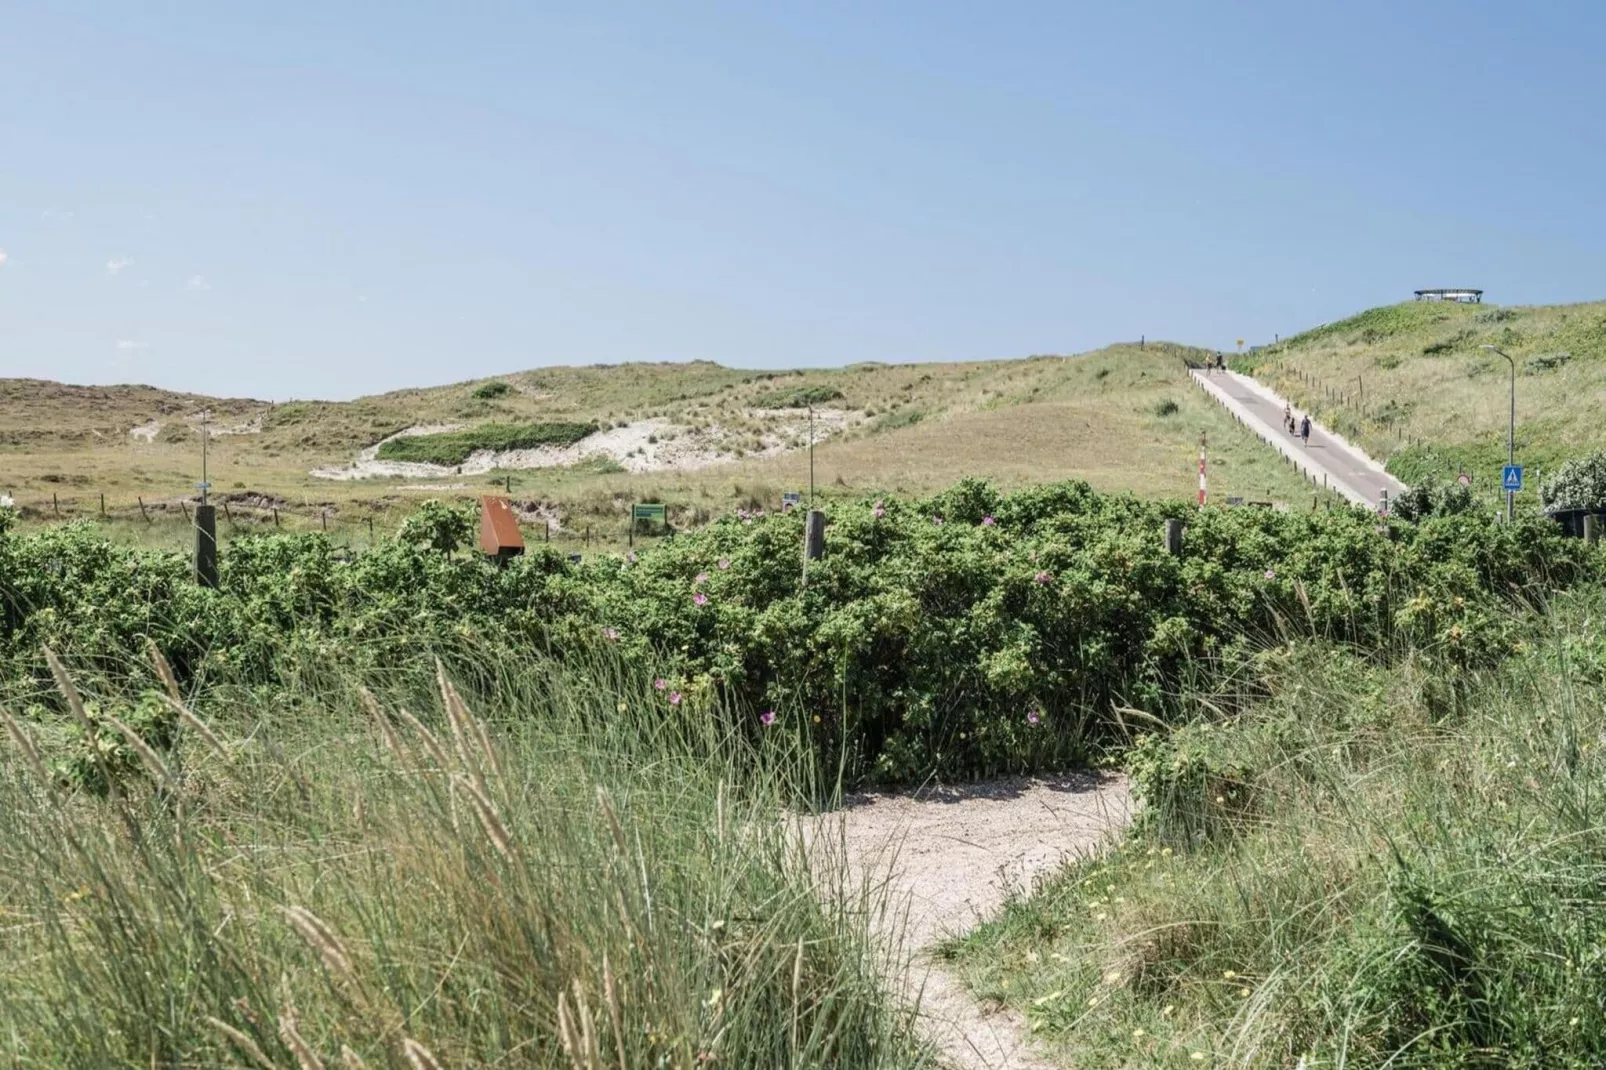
(751, 385, 845, 409)
(397, 499, 475, 554)
(1389, 479, 1477, 522)
(1423, 329, 1475, 356)
(2, 478, 1593, 787)
(1153, 399, 1180, 418)
(38, 689, 176, 798)
(1540, 451, 1606, 513)
(867, 408, 925, 435)
(376, 422, 596, 466)
(471, 380, 512, 399)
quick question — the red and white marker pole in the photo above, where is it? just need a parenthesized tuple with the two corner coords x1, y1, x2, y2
(1197, 433, 1208, 506)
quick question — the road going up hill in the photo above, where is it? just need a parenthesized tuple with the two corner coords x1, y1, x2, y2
(1192, 367, 1407, 509)
(1234, 299, 1606, 505)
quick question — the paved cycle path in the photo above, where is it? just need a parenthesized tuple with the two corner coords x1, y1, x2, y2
(1191, 368, 1407, 509)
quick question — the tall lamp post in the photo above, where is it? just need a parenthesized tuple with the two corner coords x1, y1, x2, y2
(1480, 346, 1517, 523)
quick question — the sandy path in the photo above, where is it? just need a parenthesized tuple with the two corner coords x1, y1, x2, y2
(822, 774, 1132, 1069)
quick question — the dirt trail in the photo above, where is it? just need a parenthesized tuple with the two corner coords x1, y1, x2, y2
(827, 774, 1132, 1069)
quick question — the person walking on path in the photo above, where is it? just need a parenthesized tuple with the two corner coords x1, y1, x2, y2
(1283, 403, 1293, 433)
(1299, 414, 1311, 446)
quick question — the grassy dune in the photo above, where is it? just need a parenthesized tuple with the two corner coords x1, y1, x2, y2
(943, 590, 1606, 1066)
(1, 344, 1335, 552)
(1237, 299, 1606, 500)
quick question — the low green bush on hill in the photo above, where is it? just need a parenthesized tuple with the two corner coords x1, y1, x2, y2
(471, 379, 512, 399)
(750, 385, 845, 409)
(375, 422, 596, 465)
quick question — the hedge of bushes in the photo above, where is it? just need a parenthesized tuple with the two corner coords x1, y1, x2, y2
(1, 480, 1594, 783)
(374, 421, 596, 465)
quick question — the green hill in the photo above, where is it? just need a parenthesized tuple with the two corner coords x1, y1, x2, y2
(1234, 299, 1606, 500)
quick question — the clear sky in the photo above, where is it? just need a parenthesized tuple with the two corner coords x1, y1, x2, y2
(2, 2, 1603, 400)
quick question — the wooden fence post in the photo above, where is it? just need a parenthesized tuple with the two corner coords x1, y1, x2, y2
(1163, 518, 1183, 556)
(194, 505, 219, 588)
(138, 497, 151, 523)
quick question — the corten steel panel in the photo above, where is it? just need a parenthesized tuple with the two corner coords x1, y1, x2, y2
(479, 496, 525, 556)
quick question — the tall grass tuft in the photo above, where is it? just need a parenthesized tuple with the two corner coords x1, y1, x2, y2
(0, 649, 924, 1068)
(944, 589, 1606, 1066)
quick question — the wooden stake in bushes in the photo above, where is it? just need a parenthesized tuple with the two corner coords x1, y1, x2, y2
(321, 510, 328, 531)
(180, 501, 191, 523)
(100, 492, 106, 517)
(138, 497, 151, 523)
(194, 505, 219, 588)
(1163, 518, 1183, 556)
(273, 507, 279, 528)
(52, 492, 59, 517)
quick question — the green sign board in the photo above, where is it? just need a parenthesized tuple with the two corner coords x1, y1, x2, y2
(632, 503, 667, 524)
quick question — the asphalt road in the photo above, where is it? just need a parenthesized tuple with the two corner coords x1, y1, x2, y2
(1193, 368, 1407, 509)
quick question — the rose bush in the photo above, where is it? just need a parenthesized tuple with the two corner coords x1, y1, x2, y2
(2, 479, 1594, 783)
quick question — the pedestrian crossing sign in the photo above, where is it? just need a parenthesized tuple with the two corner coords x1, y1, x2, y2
(1502, 465, 1523, 492)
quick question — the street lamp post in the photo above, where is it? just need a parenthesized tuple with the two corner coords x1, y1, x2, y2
(1480, 346, 1516, 523)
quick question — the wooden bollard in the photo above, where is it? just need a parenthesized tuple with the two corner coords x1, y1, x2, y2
(194, 504, 219, 588)
(1163, 518, 1183, 556)
(804, 509, 826, 561)
(1586, 515, 1600, 545)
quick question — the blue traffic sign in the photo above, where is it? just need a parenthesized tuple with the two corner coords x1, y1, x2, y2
(1502, 465, 1524, 492)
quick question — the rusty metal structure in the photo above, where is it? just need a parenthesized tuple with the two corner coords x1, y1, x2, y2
(478, 496, 525, 563)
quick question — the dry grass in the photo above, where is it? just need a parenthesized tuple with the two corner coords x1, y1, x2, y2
(1, 344, 1335, 550)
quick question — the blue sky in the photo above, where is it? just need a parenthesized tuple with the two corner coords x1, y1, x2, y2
(2, 2, 1603, 400)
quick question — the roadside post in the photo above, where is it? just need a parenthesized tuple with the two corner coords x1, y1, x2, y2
(194, 409, 219, 588)
(1502, 465, 1523, 523)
